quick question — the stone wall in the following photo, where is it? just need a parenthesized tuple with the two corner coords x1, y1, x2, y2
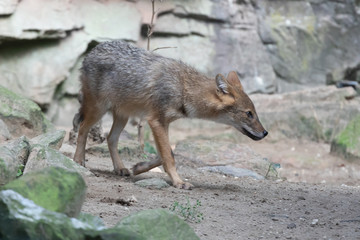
(0, 0, 359, 126)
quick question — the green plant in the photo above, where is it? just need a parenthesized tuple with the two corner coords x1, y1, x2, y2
(265, 161, 281, 179)
(169, 198, 204, 223)
(144, 141, 157, 154)
(16, 164, 25, 177)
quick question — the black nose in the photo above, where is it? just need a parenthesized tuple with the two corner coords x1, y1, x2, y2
(263, 130, 268, 137)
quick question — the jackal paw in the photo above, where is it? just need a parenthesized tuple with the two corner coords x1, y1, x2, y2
(132, 162, 148, 175)
(114, 168, 130, 177)
(173, 182, 194, 190)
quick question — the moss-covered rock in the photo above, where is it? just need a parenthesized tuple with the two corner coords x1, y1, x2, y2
(2, 167, 86, 217)
(0, 136, 30, 185)
(30, 129, 66, 150)
(0, 191, 198, 240)
(0, 189, 142, 240)
(24, 144, 92, 177)
(0, 85, 53, 138)
(116, 209, 200, 240)
(331, 115, 360, 161)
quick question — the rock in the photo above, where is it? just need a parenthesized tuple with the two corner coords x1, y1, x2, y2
(86, 139, 145, 162)
(0, 0, 81, 40)
(173, 0, 228, 22)
(0, 136, 30, 185)
(331, 115, 360, 161)
(199, 165, 265, 180)
(154, 13, 215, 37)
(0, 0, 18, 15)
(24, 145, 92, 177)
(147, 35, 215, 75)
(0, 85, 53, 138)
(59, 143, 76, 159)
(73, 0, 142, 42)
(175, 139, 275, 178)
(287, 223, 297, 229)
(115, 209, 200, 240)
(0, 189, 142, 240)
(135, 178, 170, 189)
(47, 96, 81, 127)
(0, 0, 141, 42)
(255, 0, 360, 92)
(311, 219, 319, 227)
(0, 119, 11, 142)
(30, 129, 66, 150)
(212, 2, 276, 94)
(61, 55, 84, 96)
(252, 86, 360, 142)
(77, 212, 106, 229)
(0, 189, 85, 239)
(0, 31, 91, 105)
(2, 167, 86, 217)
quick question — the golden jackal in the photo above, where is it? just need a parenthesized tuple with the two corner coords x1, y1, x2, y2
(73, 41, 268, 189)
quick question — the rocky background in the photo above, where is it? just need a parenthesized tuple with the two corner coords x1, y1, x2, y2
(0, 0, 359, 127)
(1, 1, 360, 239)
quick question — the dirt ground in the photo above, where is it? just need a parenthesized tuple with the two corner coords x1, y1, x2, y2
(72, 119, 360, 240)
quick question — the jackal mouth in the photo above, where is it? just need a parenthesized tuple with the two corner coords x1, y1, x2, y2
(242, 127, 263, 141)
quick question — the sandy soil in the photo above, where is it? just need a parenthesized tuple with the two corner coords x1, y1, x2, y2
(72, 119, 360, 240)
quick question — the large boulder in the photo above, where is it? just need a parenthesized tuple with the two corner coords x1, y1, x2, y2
(0, 31, 90, 106)
(2, 167, 86, 217)
(150, 1, 276, 94)
(0, 0, 18, 15)
(0, 191, 199, 240)
(0, 0, 80, 40)
(116, 209, 200, 240)
(255, 0, 360, 92)
(0, 136, 30, 185)
(72, 0, 142, 42)
(0, 189, 141, 240)
(148, 35, 216, 77)
(0, 85, 53, 138)
(331, 115, 360, 161)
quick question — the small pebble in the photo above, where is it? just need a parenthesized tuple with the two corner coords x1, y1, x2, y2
(287, 223, 296, 229)
(311, 219, 319, 226)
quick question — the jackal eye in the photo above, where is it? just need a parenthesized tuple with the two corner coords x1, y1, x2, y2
(246, 111, 253, 119)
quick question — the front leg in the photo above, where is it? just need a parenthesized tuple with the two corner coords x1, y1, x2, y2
(147, 118, 193, 190)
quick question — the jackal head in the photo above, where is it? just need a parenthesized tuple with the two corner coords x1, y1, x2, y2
(214, 71, 268, 141)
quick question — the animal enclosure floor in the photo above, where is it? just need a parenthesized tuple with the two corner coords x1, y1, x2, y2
(80, 140, 360, 240)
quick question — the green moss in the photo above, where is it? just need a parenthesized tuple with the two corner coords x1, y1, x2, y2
(0, 85, 54, 134)
(0, 85, 41, 118)
(116, 209, 200, 240)
(336, 115, 360, 151)
(2, 167, 86, 217)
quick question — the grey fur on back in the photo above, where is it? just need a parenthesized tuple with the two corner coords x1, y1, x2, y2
(81, 40, 210, 119)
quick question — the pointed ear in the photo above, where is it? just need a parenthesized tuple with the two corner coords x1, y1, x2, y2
(215, 74, 229, 94)
(227, 71, 243, 91)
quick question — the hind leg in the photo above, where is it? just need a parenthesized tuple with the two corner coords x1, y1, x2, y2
(107, 113, 130, 176)
(133, 155, 162, 175)
(73, 96, 105, 167)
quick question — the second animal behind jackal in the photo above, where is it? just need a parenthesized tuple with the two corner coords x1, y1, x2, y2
(73, 40, 267, 189)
